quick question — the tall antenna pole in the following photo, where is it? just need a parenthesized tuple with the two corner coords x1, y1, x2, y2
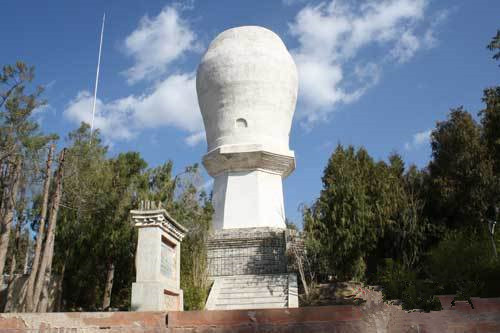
(90, 13, 105, 142)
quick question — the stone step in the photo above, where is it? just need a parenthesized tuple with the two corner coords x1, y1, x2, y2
(217, 292, 287, 299)
(218, 291, 288, 299)
(222, 277, 288, 282)
(221, 280, 288, 286)
(220, 280, 288, 285)
(214, 302, 287, 310)
(216, 297, 287, 305)
(222, 282, 287, 289)
(221, 274, 288, 280)
(205, 273, 297, 311)
(220, 282, 287, 287)
(219, 287, 286, 294)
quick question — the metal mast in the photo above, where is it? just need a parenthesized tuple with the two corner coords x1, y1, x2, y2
(90, 13, 105, 141)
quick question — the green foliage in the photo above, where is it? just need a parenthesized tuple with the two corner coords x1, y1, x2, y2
(480, 87, 500, 179)
(0, 62, 57, 160)
(426, 229, 500, 298)
(376, 259, 442, 312)
(54, 124, 147, 310)
(487, 29, 500, 63)
(428, 108, 494, 230)
(174, 173, 213, 310)
(304, 146, 432, 281)
(304, 146, 381, 280)
(305, 33, 500, 303)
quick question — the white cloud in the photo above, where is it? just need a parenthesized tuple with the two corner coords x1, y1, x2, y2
(123, 6, 197, 83)
(405, 129, 431, 150)
(391, 31, 420, 63)
(185, 131, 206, 146)
(64, 73, 203, 143)
(65, 91, 136, 141)
(133, 73, 201, 131)
(422, 8, 452, 49)
(289, 0, 440, 126)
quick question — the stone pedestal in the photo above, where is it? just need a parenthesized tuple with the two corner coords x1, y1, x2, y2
(207, 227, 287, 277)
(130, 207, 187, 311)
(205, 227, 299, 310)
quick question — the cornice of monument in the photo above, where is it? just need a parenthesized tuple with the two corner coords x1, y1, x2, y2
(202, 143, 295, 178)
(130, 208, 188, 242)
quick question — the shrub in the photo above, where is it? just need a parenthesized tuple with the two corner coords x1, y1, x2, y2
(376, 258, 442, 312)
(426, 228, 500, 298)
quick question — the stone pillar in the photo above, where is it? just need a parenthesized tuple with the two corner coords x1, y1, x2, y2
(130, 203, 187, 311)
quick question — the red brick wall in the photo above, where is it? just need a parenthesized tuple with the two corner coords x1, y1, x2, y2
(1, 296, 500, 332)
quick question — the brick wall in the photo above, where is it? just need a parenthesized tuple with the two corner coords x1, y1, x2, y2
(2, 296, 500, 332)
(207, 228, 287, 276)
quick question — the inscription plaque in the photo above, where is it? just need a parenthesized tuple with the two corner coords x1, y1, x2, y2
(160, 241, 175, 279)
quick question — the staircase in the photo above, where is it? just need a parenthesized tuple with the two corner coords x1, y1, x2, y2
(205, 273, 297, 310)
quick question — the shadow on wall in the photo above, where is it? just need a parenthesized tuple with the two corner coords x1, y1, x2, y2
(206, 228, 288, 278)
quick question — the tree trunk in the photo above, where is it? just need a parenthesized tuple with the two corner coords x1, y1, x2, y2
(102, 261, 115, 311)
(8, 220, 21, 276)
(3, 220, 21, 312)
(55, 248, 69, 312)
(33, 148, 65, 312)
(25, 144, 54, 312)
(0, 158, 21, 276)
(289, 233, 309, 296)
(23, 239, 30, 275)
(297, 257, 309, 296)
(38, 228, 57, 312)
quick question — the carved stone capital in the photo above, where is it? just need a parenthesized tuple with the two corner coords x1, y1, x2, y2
(130, 209, 188, 241)
(202, 145, 295, 178)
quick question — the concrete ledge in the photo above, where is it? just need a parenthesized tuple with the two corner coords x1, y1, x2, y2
(0, 311, 166, 332)
(168, 298, 500, 332)
(2, 297, 500, 332)
(168, 306, 363, 327)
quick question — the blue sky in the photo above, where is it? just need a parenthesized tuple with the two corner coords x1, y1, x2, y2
(1, 0, 498, 224)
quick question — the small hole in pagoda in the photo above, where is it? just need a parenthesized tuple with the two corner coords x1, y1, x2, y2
(236, 118, 248, 128)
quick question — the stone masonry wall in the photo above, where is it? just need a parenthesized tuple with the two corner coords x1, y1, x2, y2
(207, 228, 287, 277)
(2, 295, 500, 332)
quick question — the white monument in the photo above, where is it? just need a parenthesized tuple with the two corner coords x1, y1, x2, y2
(130, 203, 187, 311)
(197, 26, 298, 230)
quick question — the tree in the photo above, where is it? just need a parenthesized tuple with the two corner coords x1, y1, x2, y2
(304, 145, 387, 280)
(0, 158, 22, 276)
(34, 148, 66, 311)
(304, 146, 435, 282)
(0, 62, 56, 276)
(428, 108, 494, 231)
(25, 144, 54, 312)
(480, 87, 500, 172)
(487, 29, 500, 64)
(99, 152, 147, 310)
(174, 178, 213, 311)
(53, 123, 112, 310)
